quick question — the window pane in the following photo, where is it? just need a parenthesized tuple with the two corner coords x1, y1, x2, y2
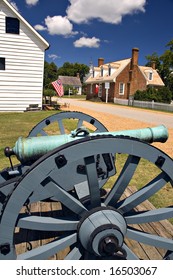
(6, 17, 20, 34)
(0, 58, 5, 70)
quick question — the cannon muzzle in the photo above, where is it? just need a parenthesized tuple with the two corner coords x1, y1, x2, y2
(6, 125, 168, 163)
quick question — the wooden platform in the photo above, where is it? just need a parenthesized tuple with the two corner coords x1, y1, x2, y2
(15, 186, 173, 260)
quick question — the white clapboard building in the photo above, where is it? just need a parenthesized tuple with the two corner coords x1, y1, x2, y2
(0, 0, 49, 111)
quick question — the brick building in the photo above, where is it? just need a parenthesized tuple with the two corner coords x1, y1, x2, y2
(85, 48, 164, 102)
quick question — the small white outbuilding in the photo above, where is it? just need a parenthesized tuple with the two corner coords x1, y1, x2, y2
(0, 0, 49, 111)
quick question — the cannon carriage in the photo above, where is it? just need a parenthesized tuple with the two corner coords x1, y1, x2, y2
(0, 111, 173, 260)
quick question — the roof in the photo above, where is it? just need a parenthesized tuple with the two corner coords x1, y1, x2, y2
(86, 57, 164, 87)
(59, 76, 82, 87)
(139, 66, 165, 86)
(2, 0, 49, 50)
(85, 59, 131, 83)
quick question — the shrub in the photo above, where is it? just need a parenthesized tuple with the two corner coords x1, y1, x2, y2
(134, 87, 172, 103)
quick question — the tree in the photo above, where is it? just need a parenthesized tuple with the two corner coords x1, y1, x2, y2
(145, 40, 173, 98)
(44, 61, 58, 89)
(57, 62, 89, 83)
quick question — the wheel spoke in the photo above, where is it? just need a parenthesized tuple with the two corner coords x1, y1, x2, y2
(118, 172, 170, 213)
(105, 155, 140, 206)
(17, 233, 77, 260)
(125, 207, 173, 224)
(127, 228, 173, 250)
(65, 247, 82, 260)
(17, 216, 79, 231)
(122, 244, 139, 260)
(77, 119, 83, 128)
(84, 156, 101, 207)
(57, 119, 65, 134)
(39, 129, 48, 136)
(43, 179, 88, 216)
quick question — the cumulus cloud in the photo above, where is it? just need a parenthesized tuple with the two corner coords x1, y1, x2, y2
(67, 0, 146, 24)
(74, 37, 100, 48)
(48, 54, 60, 61)
(26, 0, 39, 5)
(45, 15, 77, 36)
(34, 24, 47, 31)
(9, 1, 19, 11)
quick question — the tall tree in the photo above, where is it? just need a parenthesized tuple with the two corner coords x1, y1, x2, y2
(145, 40, 173, 96)
(44, 61, 58, 89)
(57, 62, 89, 83)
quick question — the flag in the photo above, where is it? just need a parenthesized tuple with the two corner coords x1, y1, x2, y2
(52, 79, 64, 97)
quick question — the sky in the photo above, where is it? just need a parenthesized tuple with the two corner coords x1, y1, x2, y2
(8, 0, 173, 68)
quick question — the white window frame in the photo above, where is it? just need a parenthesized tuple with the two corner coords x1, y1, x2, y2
(90, 84, 93, 94)
(149, 71, 153, 80)
(119, 82, 125, 95)
(98, 84, 102, 97)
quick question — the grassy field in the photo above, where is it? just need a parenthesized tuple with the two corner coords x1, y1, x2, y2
(0, 110, 173, 224)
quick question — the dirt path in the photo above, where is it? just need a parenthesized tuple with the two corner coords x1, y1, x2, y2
(61, 101, 173, 158)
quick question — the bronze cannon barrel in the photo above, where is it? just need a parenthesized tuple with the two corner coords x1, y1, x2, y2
(5, 125, 168, 163)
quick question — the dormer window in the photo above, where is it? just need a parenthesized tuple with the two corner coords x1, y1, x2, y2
(101, 66, 103, 77)
(149, 71, 153, 80)
(108, 64, 111, 76)
(6, 17, 20, 34)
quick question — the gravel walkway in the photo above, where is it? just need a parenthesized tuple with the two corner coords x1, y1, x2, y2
(61, 98, 173, 157)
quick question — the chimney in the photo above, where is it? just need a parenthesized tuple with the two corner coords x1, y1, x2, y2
(131, 48, 139, 69)
(76, 72, 80, 78)
(151, 61, 156, 69)
(98, 58, 104, 67)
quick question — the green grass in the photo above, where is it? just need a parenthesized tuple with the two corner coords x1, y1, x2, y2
(0, 110, 173, 224)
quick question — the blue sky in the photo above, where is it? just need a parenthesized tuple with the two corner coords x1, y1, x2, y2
(9, 0, 173, 68)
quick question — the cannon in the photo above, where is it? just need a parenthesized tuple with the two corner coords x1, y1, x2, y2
(0, 111, 173, 260)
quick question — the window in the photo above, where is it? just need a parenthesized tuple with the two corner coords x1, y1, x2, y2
(149, 71, 153, 80)
(101, 66, 103, 77)
(0, 58, 5, 70)
(6, 17, 20, 34)
(98, 84, 102, 97)
(108, 64, 111, 76)
(90, 84, 93, 94)
(119, 82, 125, 95)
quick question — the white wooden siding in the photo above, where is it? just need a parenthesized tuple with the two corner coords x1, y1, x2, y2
(0, 1, 48, 111)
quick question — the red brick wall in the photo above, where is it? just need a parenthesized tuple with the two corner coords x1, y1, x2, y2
(86, 63, 147, 101)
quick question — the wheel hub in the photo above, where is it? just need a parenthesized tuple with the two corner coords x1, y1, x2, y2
(78, 207, 127, 257)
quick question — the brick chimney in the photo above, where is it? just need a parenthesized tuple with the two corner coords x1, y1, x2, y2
(98, 58, 104, 67)
(76, 72, 80, 78)
(151, 61, 156, 69)
(131, 48, 139, 69)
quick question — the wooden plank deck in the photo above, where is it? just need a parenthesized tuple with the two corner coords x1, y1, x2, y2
(15, 185, 173, 260)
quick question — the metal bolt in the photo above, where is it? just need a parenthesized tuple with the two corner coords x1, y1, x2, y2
(0, 243, 10, 255)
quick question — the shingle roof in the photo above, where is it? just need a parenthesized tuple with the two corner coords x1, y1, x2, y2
(85, 58, 164, 87)
(139, 66, 165, 86)
(59, 76, 82, 86)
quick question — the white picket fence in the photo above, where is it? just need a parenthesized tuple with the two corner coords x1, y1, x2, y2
(114, 98, 173, 112)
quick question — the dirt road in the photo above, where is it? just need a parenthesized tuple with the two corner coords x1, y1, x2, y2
(61, 98, 173, 157)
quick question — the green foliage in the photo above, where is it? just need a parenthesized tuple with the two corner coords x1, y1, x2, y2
(63, 85, 77, 95)
(145, 39, 173, 98)
(134, 87, 172, 103)
(44, 61, 58, 89)
(57, 62, 89, 83)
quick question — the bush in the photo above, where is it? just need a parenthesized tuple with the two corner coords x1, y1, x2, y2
(134, 87, 172, 103)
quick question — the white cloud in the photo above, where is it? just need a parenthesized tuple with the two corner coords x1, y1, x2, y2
(26, 0, 39, 5)
(45, 15, 75, 36)
(48, 54, 60, 61)
(67, 0, 146, 24)
(8, 1, 19, 11)
(74, 37, 100, 48)
(34, 24, 47, 31)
